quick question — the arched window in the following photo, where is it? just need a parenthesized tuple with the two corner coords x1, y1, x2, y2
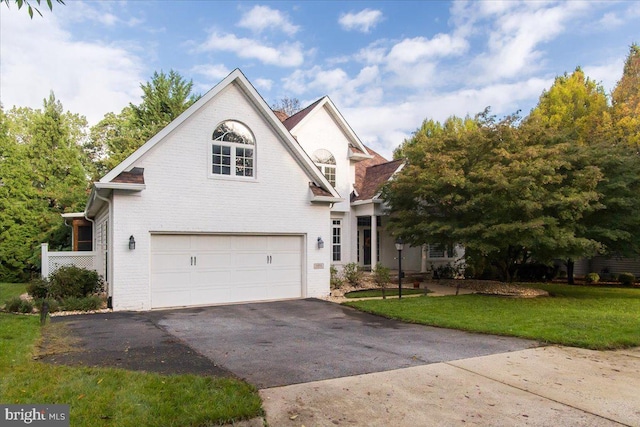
(212, 120, 255, 177)
(313, 149, 336, 187)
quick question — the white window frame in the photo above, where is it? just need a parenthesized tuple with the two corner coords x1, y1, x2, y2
(332, 219, 342, 262)
(211, 120, 256, 179)
(428, 244, 454, 259)
(313, 149, 336, 187)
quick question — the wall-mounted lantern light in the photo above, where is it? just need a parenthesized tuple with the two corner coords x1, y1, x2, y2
(129, 235, 136, 250)
(317, 237, 324, 249)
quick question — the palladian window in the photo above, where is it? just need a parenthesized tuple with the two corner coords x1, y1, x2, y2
(313, 149, 336, 187)
(212, 120, 255, 178)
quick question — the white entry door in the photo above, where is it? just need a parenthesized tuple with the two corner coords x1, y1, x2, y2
(150, 234, 302, 309)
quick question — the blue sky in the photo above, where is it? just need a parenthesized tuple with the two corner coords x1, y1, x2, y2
(1, 1, 639, 158)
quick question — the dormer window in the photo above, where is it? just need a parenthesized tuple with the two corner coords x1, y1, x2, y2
(313, 149, 336, 187)
(212, 120, 255, 178)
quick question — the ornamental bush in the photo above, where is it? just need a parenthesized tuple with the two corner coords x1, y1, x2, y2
(48, 266, 104, 299)
(618, 272, 636, 286)
(4, 297, 33, 314)
(585, 273, 600, 284)
(342, 262, 363, 286)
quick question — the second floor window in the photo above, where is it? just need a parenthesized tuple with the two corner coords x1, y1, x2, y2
(212, 120, 255, 178)
(313, 149, 336, 187)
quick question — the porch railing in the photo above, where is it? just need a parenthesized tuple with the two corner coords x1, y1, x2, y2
(41, 243, 97, 278)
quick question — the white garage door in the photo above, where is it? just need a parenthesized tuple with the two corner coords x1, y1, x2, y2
(150, 234, 303, 309)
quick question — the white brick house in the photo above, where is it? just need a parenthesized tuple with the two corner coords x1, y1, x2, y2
(48, 69, 459, 311)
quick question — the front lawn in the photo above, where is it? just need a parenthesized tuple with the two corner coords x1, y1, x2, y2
(0, 282, 28, 302)
(344, 288, 427, 298)
(344, 283, 640, 350)
(0, 287, 263, 426)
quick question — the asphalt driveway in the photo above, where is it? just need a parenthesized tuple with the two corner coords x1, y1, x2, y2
(150, 298, 537, 388)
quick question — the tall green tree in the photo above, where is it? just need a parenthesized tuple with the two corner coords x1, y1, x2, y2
(611, 43, 640, 147)
(384, 111, 603, 281)
(87, 70, 199, 175)
(0, 94, 90, 281)
(526, 67, 610, 146)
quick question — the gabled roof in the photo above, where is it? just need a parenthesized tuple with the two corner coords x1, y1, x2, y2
(283, 96, 372, 160)
(97, 69, 340, 203)
(352, 148, 403, 202)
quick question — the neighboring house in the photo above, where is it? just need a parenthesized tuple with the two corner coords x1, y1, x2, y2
(42, 69, 459, 311)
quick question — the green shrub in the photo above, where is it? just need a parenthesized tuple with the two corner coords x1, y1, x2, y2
(48, 266, 104, 299)
(27, 278, 50, 299)
(373, 263, 391, 287)
(618, 272, 636, 286)
(60, 295, 104, 311)
(34, 298, 60, 313)
(585, 273, 600, 284)
(4, 297, 34, 314)
(330, 265, 342, 289)
(342, 262, 363, 286)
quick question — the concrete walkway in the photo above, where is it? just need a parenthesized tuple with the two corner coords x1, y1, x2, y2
(260, 346, 640, 426)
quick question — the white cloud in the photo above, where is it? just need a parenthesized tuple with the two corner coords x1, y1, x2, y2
(386, 34, 468, 63)
(584, 60, 625, 93)
(191, 64, 231, 81)
(466, 2, 590, 83)
(255, 78, 274, 91)
(339, 9, 383, 33)
(0, 9, 144, 124)
(238, 5, 299, 36)
(599, 12, 624, 28)
(196, 32, 304, 67)
(60, 1, 142, 28)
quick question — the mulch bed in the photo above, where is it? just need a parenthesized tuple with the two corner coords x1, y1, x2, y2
(432, 279, 549, 297)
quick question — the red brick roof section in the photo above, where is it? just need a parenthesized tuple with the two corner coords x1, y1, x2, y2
(354, 146, 388, 196)
(282, 98, 324, 131)
(353, 158, 403, 202)
(273, 110, 289, 122)
(111, 167, 145, 184)
(309, 183, 333, 197)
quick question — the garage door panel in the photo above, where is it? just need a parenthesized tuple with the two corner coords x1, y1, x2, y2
(151, 253, 190, 272)
(268, 236, 301, 251)
(191, 270, 232, 286)
(235, 252, 269, 268)
(191, 235, 232, 250)
(194, 253, 232, 269)
(153, 234, 191, 251)
(233, 236, 268, 250)
(151, 234, 303, 309)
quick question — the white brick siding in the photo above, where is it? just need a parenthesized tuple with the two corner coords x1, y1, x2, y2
(108, 83, 332, 311)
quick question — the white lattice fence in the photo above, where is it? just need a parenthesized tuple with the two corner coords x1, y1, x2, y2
(41, 243, 97, 278)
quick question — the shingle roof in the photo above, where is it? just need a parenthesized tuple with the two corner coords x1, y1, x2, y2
(111, 167, 145, 184)
(273, 110, 289, 122)
(352, 153, 403, 202)
(309, 183, 333, 197)
(282, 98, 324, 131)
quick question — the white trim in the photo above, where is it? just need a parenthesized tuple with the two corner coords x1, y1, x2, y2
(94, 182, 146, 191)
(288, 97, 371, 158)
(99, 69, 339, 199)
(311, 196, 343, 204)
(61, 212, 86, 219)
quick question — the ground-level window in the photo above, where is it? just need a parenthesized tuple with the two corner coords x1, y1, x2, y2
(332, 219, 341, 262)
(212, 120, 255, 178)
(428, 244, 454, 259)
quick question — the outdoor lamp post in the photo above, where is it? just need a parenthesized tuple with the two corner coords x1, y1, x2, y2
(395, 238, 404, 299)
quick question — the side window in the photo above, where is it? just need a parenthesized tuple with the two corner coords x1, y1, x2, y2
(212, 120, 255, 178)
(313, 149, 336, 187)
(332, 219, 342, 262)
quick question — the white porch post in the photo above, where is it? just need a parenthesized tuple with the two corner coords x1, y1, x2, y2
(41, 243, 49, 278)
(371, 215, 377, 267)
(421, 244, 428, 273)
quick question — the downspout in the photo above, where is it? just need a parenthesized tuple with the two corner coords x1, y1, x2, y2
(94, 190, 113, 309)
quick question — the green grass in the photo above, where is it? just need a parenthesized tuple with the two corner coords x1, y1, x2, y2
(344, 288, 427, 298)
(0, 311, 263, 426)
(344, 283, 640, 350)
(0, 282, 28, 302)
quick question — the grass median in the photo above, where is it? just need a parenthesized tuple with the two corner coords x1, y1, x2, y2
(0, 284, 263, 427)
(344, 283, 640, 350)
